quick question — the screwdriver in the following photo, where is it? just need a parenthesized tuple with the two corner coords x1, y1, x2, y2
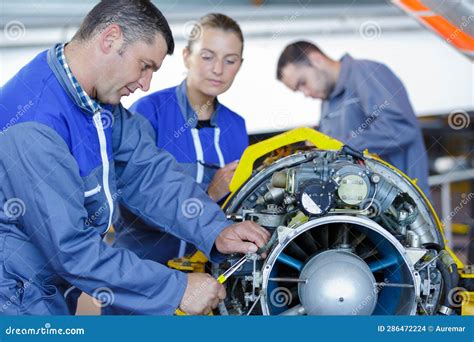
(176, 255, 248, 315)
(216, 254, 247, 284)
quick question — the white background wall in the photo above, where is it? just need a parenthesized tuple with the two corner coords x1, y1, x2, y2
(1, 7, 473, 134)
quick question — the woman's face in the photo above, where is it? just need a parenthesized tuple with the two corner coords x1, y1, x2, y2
(184, 27, 243, 98)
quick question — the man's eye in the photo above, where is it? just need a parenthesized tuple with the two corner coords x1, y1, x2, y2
(141, 62, 149, 71)
(201, 55, 213, 61)
(225, 59, 236, 65)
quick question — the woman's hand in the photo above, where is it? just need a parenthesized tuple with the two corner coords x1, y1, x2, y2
(207, 160, 239, 202)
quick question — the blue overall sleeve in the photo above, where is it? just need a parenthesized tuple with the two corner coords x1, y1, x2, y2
(349, 63, 420, 155)
(112, 106, 230, 261)
(129, 97, 159, 132)
(0, 122, 189, 315)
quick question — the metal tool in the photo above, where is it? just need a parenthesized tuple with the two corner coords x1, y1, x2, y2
(217, 254, 248, 284)
(176, 255, 249, 315)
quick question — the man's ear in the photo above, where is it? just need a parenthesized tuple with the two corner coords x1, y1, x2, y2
(307, 51, 325, 68)
(99, 24, 123, 54)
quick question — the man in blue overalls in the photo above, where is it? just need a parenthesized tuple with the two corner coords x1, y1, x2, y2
(276, 41, 430, 196)
(0, 0, 269, 316)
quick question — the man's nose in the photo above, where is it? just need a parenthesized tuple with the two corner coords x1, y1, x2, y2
(138, 70, 153, 92)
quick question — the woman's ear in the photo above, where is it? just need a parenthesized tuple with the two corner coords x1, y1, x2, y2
(182, 47, 191, 69)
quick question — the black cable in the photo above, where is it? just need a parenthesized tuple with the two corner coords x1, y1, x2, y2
(341, 145, 364, 160)
(257, 230, 278, 255)
(422, 242, 442, 252)
(436, 258, 455, 313)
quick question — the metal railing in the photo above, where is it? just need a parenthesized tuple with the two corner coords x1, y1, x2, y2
(429, 168, 474, 247)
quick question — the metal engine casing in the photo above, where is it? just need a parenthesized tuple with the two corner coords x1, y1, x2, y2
(213, 129, 461, 316)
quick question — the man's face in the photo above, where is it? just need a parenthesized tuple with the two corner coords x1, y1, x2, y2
(96, 33, 168, 104)
(280, 61, 334, 100)
(184, 27, 243, 98)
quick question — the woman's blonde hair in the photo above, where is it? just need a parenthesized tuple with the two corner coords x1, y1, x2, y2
(186, 13, 244, 54)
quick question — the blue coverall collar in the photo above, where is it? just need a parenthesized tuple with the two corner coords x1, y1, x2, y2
(175, 79, 221, 128)
(327, 53, 353, 100)
(47, 43, 112, 116)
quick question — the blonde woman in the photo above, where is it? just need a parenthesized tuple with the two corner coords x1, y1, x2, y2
(113, 14, 248, 278)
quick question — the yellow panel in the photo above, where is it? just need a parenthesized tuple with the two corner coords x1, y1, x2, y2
(462, 292, 474, 315)
(452, 223, 470, 235)
(167, 251, 207, 273)
(228, 127, 343, 195)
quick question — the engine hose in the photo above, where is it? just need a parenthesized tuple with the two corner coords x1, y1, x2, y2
(441, 251, 460, 288)
(451, 263, 460, 291)
(341, 145, 364, 160)
(422, 242, 442, 252)
(257, 230, 278, 255)
(436, 258, 456, 313)
(379, 214, 399, 236)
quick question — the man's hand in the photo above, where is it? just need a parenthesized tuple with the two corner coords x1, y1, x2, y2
(179, 222, 270, 315)
(207, 160, 239, 202)
(179, 273, 226, 315)
(215, 221, 271, 255)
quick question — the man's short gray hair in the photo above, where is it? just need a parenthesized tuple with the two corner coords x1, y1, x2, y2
(73, 0, 174, 55)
